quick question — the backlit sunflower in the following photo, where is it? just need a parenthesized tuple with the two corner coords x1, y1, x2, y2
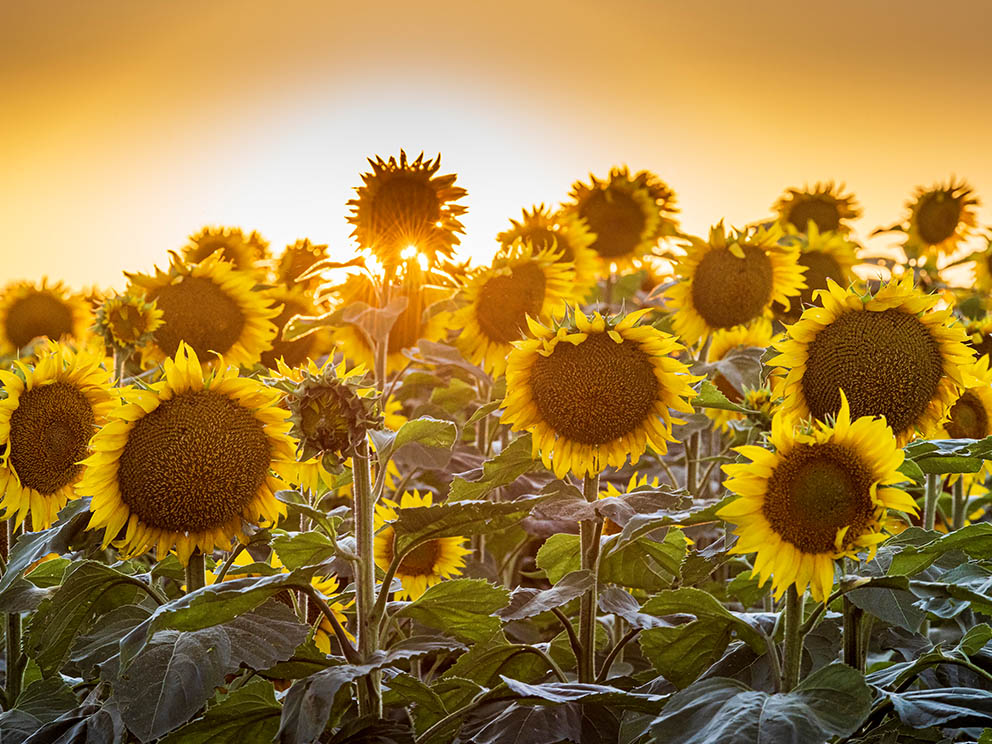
(666, 222, 806, 344)
(260, 286, 330, 370)
(496, 205, 600, 293)
(450, 242, 578, 377)
(182, 226, 270, 272)
(904, 179, 979, 257)
(273, 239, 330, 291)
(719, 394, 915, 602)
(0, 280, 91, 355)
(93, 294, 164, 352)
(373, 490, 470, 600)
(963, 314, 992, 362)
(501, 309, 697, 478)
(773, 224, 861, 323)
(599, 472, 660, 535)
(80, 344, 295, 565)
(347, 150, 467, 271)
(564, 167, 675, 271)
(773, 182, 861, 235)
(0, 345, 115, 529)
(705, 319, 777, 431)
(941, 356, 992, 441)
(968, 234, 992, 294)
(772, 276, 974, 445)
(127, 252, 279, 368)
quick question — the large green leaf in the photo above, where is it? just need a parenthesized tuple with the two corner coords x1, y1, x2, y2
(70, 604, 153, 678)
(469, 703, 581, 744)
(640, 587, 765, 651)
(888, 523, 992, 575)
(639, 621, 735, 688)
(692, 379, 747, 413)
(501, 677, 667, 714)
(157, 679, 281, 744)
(497, 571, 593, 622)
(889, 688, 992, 729)
(448, 434, 539, 501)
(0, 679, 79, 744)
(442, 639, 548, 688)
(396, 579, 509, 644)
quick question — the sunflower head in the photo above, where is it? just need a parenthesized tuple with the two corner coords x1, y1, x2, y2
(373, 490, 471, 600)
(666, 222, 806, 344)
(705, 319, 778, 431)
(260, 285, 329, 370)
(347, 150, 468, 272)
(773, 275, 975, 444)
(941, 356, 992, 440)
(720, 393, 915, 602)
(773, 224, 861, 323)
(183, 226, 270, 272)
(0, 344, 116, 529)
(496, 205, 600, 291)
(0, 280, 92, 356)
(905, 179, 979, 257)
(501, 308, 698, 478)
(773, 182, 861, 235)
(964, 314, 992, 362)
(273, 239, 331, 290)
(93, 293, 164, 352)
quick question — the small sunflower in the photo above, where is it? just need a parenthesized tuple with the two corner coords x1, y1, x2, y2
(260, 286, 330, 370)
(81, 344, 295, 565)
(905, 179, 979, 257)
(963, 314, 992, 362)
(564, 167, 675, 271)
(719, 394, 915, 602)
(773, 182, 861, 235)
(705, 319, 778, 431)
(182, 226, 270, 272)
(501, 309, 697, 478)
(773, 224, 861, 323)
(93, 294, 164, 352)
(0, 280, 92, 355)
(666, 222, 806, 344)
(451, 242, 578, 377)
(347, 150, 467, 271)
(968, 234, 992, 294)
(0, 345, 115, 529)
(599, 472, 660, 535)
(273, 239, 330, 290)
(772, 276, 974, 445)
(373, 490, 471, 600)
(127, 252, 279, 368)
(496, 205, 600, 292)
(941, 356, 992, 440)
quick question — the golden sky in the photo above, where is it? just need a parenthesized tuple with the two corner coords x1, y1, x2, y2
(2, 0, 992, 288)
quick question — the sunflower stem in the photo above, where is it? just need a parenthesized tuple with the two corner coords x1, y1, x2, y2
(782, 586, 805, 692)
(374, 272, 393, 395)
(842, 596, 864, 672)
(923, 474, 940, 531)
(352, 439, 381, 717)
(685, 434, 699, 496)
(578, 471, 602, 683)
(951, 478, 967, 530)
(185, 551, 206, 593)
(4, 519, 22, 706)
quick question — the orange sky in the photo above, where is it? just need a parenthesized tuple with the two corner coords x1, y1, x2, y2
(2, 0, 992, 289)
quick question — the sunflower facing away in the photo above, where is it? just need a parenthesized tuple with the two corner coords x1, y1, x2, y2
(260, 285, 329, 370)
(773, 182, 862, 235)
(0, 280, 92, 356)
(182, 226, 270, 272)
(347, 150, 468, 271)
(501, 309, 697, 478)
(451, 241, 578, 377)
(773, 224, 861, 323)
(496, 205, 600, 293)
(904, 179, 979, 257)
(127, 252, 279, 368)
(272, 238, 331, 291)
(719, 394, 915, 602)
(81, 344, 295, 564)
(705, 319, 777, 432)
(772, 275, 974, 444)
(666, 222, 806, 344)
(93, 293, 164, 352)
(0, 345, 115, 529)
(373, 490, 470, 600)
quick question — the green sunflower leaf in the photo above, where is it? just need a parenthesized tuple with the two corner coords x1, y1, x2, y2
(887, 523, 992, 576)
(396, 578, 509, 644)
(157, 678, 282, 744)
(888, 688, 992, 729)
(447, 434, 540, 501)
(640, 587, 765, 652)
(497, 570, 594, 622)
(692, 379, 747, 413)
(500, 677, 667, 714)
(639, 620, 735, 689)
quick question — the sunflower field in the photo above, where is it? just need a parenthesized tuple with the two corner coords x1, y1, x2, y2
(2, 156, 992, 744)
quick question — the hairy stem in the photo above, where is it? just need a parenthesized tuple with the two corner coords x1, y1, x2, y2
(782, 586, 805, 692)
(578, 471, 602, 683)
(352, 439, 381, 717)
(923, 474, 939, 531)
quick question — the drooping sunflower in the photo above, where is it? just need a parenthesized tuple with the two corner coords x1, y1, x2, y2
(772, 276, 974, 445)
(496, 205, 600, 293)
(0, 280, 92, 356)
(963, 314, 992, 362)
(940, 356, 992, 441)
(904, 179, 979, 257)
(347, 150, 468, 271)
(127, 252, 279, 368)
(450, 242, 578, 377)
(373, 490, 471, 600)
(705, 319, 778, 431)
(564, 167, 676, 271)
(719, 394, 915, 602)
(773, 182, 861, 235)
(182, 226, 270, 272)
(93, 294, 164, 353)
(773, 224, 861, 323)
(260, 285, 330, 370)
(666, 222, 806, 344)
(80, 344, 295, 564)
(272, 239, 330, 291)
(0, 345, 116, 529)
(501, 309, 697, 478)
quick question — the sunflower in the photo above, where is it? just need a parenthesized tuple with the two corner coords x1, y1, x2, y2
(0, 280, 92, 355)
(373, 490, 470, 600)
(963, 314, 992, 362)
(904, 179, 979, 257)
(666, 222, 806, 344)
(450, 242, 578, 377)
(773, 182, 861, 235)
(719, 394, 915, 602)
(705, 319, 778, 431)
(496, 205, 600, 292)
(941, 356, 992, 440)
(772, 276, 974, 445)
(599, 472, 660, 535)
(273, 239, 330, 291)
(260, 286, 330, 370)
(501, 309, 697, 478)
(0, 345, 115, 529)
(81, 344, 295, 564)
(773, 224, 861, 323)
(127, 252, 279, 368)
(968, 234, 992, 294)
(564, 167, 675, 271)
(347, 150, 467, 271)
(182, 226, 270, 272)
(93, 294, 164, 352)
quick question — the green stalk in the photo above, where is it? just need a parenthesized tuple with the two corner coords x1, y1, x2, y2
(578, 471, 602, 683)
(185, 550, 206, 592)
(782, 586, 805, 692)
(685, 433, 699, 496)
(4, 519, 22, 705)
(352, 439, 381, 717)
(923, 474, 940, 531)
(842, 597, 864, 672)
(951, 478, 967, 531)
